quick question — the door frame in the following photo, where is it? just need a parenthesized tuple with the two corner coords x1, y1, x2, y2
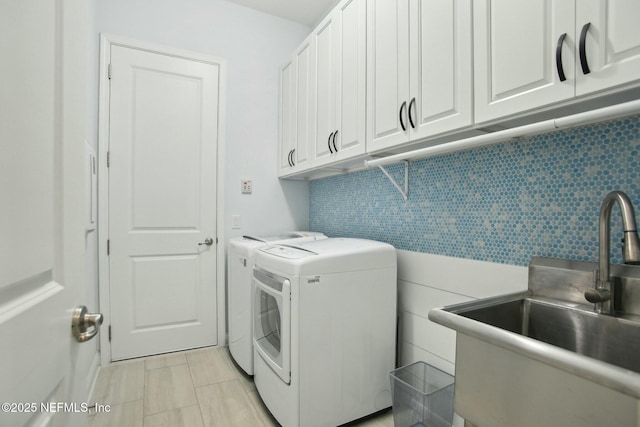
(97, 34, 227, 366)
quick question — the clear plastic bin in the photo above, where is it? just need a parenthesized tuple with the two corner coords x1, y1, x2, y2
(390, 361, 455, 427)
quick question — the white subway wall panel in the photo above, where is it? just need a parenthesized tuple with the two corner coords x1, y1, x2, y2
(396, 250, 528, 374)
(399, 340, 455, 374)
(398, 280, 471, 364)
(398, 279, 474, 316)
(397, 250, 527, 298)
(400, 311, 457, 366)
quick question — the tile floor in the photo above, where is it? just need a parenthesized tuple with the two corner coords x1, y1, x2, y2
(89, 346, 394, 427)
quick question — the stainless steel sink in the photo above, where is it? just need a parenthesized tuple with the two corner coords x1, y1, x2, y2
(455, 295, 640, 374)
(429, 257, 640, 427)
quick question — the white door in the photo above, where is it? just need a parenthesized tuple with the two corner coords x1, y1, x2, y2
(409, 0, 473, 140)
(366, 0, 411, 153)
(1, 0, 91, 426)
(108, 45, 220, 360)
(576, 0, 640, 96)
(473, 0, 575, 124)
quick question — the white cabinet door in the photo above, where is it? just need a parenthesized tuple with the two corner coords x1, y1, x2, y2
(576, 0, 640, 96)
(368, 0, 472, 153)
(279, 39, 315, 177)
(291, 39, 314, 172)
(473, 0, 575, 124)
(333, 0, 367, 161)
(278, 59, 296, 176)
(367, 0, 411, 152)
(313, 0, 367, 167)
(313, 14, 338, 166)
(409, 0, 473, 141)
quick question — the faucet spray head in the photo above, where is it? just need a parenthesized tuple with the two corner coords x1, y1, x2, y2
(623, 230, 640, 264)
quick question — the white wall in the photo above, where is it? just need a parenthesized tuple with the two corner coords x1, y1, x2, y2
(93, 0, 312, 242)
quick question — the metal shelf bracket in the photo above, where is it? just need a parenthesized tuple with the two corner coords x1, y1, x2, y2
(377, 161, 408, 201)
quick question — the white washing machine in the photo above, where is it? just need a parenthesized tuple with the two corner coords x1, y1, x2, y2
(228, 232, 326, 375)
(253, 238, 397, 427)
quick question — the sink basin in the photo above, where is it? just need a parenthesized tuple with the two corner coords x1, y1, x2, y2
(457, 296, 640, 374)
(428, 257, 640, 427)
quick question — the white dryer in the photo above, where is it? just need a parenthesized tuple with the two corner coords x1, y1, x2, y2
(228, 232, 326, 375)
(253, 238, 397, 427)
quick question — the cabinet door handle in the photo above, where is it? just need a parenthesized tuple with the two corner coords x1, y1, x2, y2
(332, 130, 338, 152)
(287, 150, 293, 167)
(399, 101, 407, 131)
(579, 22, 591, 75)
(555, 33, 568, 82)
(328, 131, 334, 153)
(408, 98, 416, 129)
(291, 149, 295, 166)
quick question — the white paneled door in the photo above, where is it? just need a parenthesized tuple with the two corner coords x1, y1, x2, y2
(1, 0, 90, 426)
(108, 44, 221, 360)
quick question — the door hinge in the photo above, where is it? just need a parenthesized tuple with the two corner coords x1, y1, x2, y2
(108, 64, 112, 80)
(107, 151, 110, 168)
(108, 325, 111, 342)
(107, 239, 110, 255)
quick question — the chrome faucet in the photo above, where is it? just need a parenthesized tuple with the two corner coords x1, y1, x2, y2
(585, 191, 640, 314)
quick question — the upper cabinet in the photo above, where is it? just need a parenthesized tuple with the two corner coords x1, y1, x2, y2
(473, 0, 575, 124)
(279, 37, 315, 177)
(367, 0, 473, 153)
(474, 0, 640, 124)
(312, 0, 367, 167)
(279, 0, 366, 177)
(280, 0, 640, 179)
(576, 0, 640, 96)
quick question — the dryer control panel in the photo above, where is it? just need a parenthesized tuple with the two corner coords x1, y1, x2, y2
(260, 245, 317, 259)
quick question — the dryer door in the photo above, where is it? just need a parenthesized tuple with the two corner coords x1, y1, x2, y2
(253, 267, 291, 384)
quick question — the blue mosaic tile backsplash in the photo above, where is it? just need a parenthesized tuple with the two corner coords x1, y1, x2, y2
(309, 116, 640, 266)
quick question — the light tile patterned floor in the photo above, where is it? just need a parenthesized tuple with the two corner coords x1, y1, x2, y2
(89, 346, 394, 427)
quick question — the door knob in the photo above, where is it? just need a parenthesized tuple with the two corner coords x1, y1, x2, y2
(71, 305, 103, 343)
(199, 237, 214, 246)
